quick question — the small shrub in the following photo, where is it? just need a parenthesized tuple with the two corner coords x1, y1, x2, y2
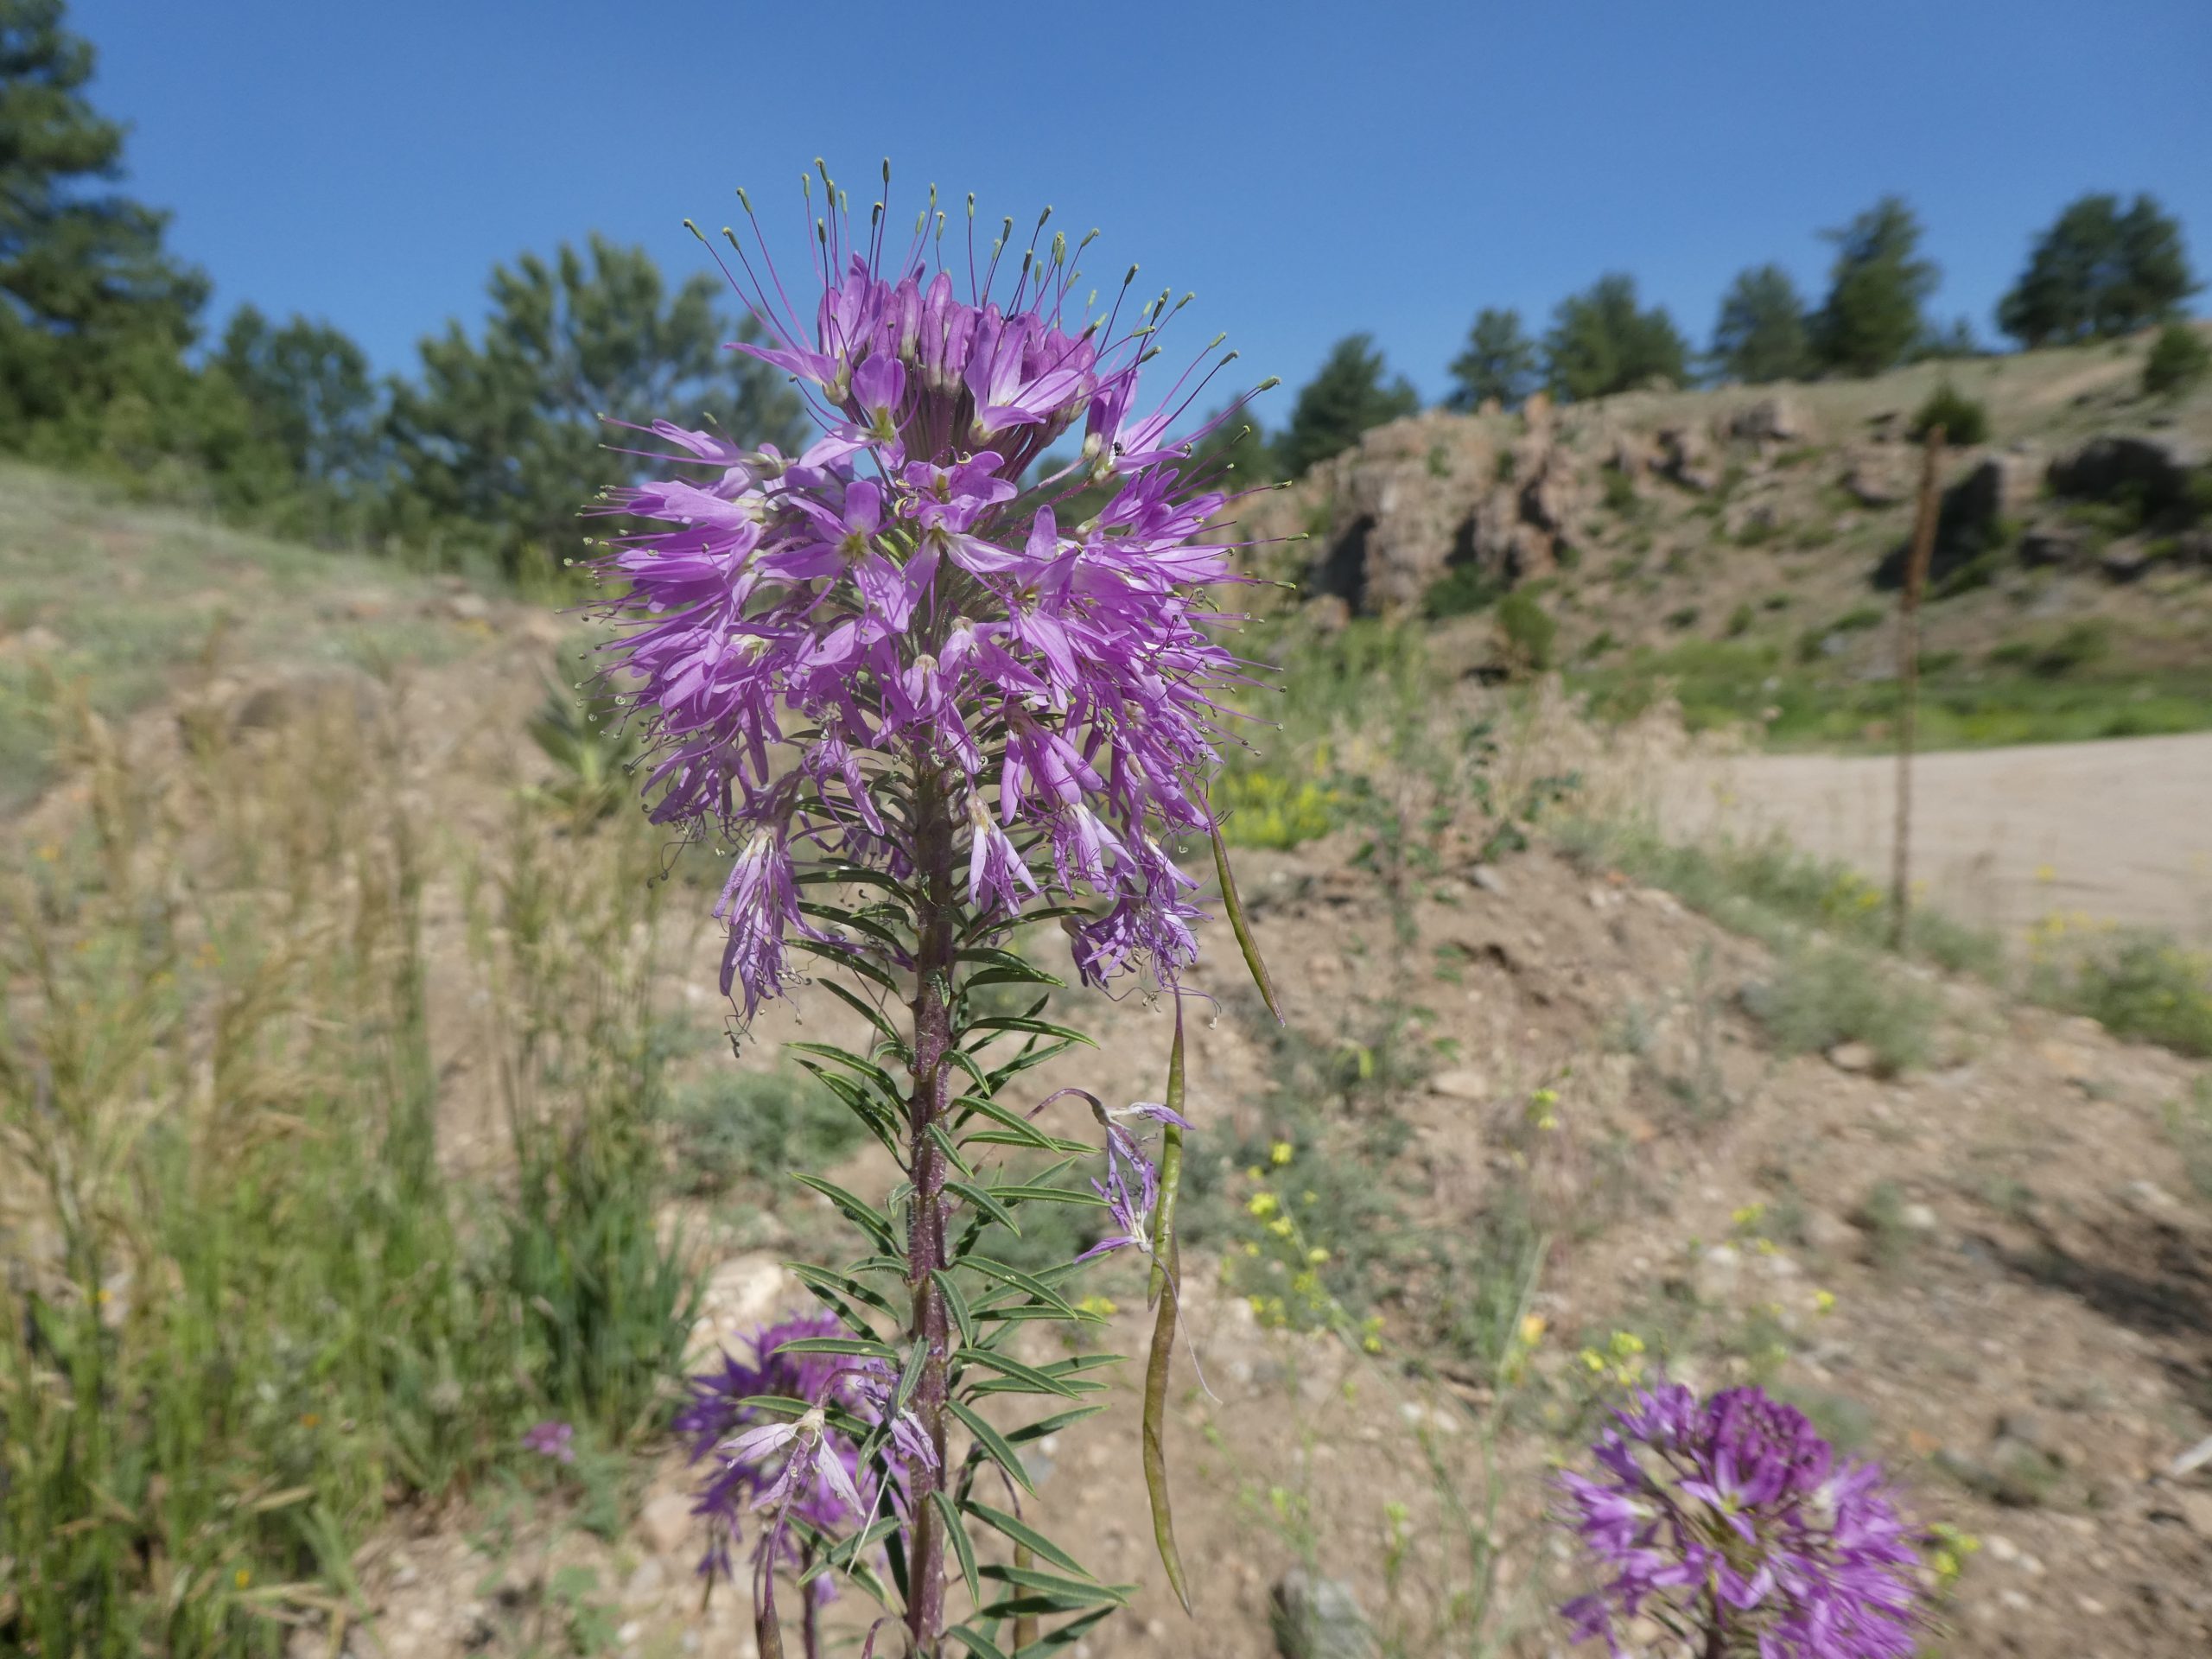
(1425, 560, 1503, 620)
(2045, 932, 2212, 1056)
(1602, 469, 1640, 515)
(1496, 588, 1556, 671)
(664, 1067, 870, 1196)
(1748, 939, 1933, 1074)
(1910, 381, 1990, 446)
(1665, 605, 1701, 631)
(1725, 602, 1754, 638)
(1834, 604, 1885, 633)
(2142, 321, 2210, 398)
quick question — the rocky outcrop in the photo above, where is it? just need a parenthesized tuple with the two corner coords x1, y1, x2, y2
(1725, 392, 1816, 447)
(1656, 422, 1719, 493)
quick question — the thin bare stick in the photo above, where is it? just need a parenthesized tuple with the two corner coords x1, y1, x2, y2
(1891, 425, 1945, 951)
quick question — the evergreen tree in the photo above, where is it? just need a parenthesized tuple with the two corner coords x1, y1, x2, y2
(1708, 264, 1810, 384)
(1446, 307, 1537, 410)
(0, 0, 208, 452)
(384, 235, 806, 571)
(1542, 274, 1688, 401)
(1811, 196, 1937, 377)
(211, 305, 385, 533)
(1997, 192, 2198, 346)
(1273, 333, 1418, 480)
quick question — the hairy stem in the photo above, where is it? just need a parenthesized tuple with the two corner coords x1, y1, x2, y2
(904, 764, 957, 1655)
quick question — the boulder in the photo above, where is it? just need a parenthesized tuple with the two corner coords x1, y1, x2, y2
(2047, 434, 2206, 511)
(1656, 423, 1719, 493)
(1270, 1571, 1376, 1659)
(228, 665, 388, 736)
(1842, 447, 1913, 507)
(2099, 540, 2155, 583)
(2171, 529, 2212, 567)
(1726, 393, 1815, 446)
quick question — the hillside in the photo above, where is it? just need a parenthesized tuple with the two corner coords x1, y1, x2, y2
(1241, 327, 2212, 751)
(3, 465, 2211, 1659)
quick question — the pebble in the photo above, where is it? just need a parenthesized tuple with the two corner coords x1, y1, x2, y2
(1827, 1041, 1877, 1074)
(1427, 1068, 1489, 1103)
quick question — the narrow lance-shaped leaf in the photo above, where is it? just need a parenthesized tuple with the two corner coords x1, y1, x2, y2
(1143, 997, 1193, 1613)
(1209, 816, 1282, 1022)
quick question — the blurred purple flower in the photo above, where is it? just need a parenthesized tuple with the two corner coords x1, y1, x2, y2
(1560, 1382, 1923, 1659)
(521, 1420, 575, 1465)
(592, 167, 1272, 1018)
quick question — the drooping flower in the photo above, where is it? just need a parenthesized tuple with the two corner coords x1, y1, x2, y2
(677, 1313, 941, 1592)
(590, 163, 1273, 1018)
(1559, 1382, 1923, 1659)
(676, 1313, 869, 1587)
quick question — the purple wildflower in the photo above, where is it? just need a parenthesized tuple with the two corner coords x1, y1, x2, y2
(1077, 1139, 1160, 1265)
(592, 165, 1271, 1019)
(675, 1313, 940, 1592)
(521, 1419, 575, 1465)
(676, 1313, 868, 1588)
(1560, 1382, 1923, 1659)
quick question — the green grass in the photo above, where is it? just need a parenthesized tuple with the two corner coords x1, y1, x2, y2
(1557, 817, 2003, 979)
(1570, 638, 2212, 753)
(3, 687, 698, 1656)
(2032, 931, 2212, 1058)
(0, 461, 474, 809)
(1745, 940, 1934, 1075)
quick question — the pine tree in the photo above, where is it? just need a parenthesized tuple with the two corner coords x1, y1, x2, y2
(383, 235, 807, 571)
(0, 0, 207, 450)
(1273, 333, 1419, 479)
(1998, 192, 2198, 346)
(1446, 307, 1537, 410)
(1709, 264, 1810, 384)
(1811, 197, 1937, 377)
(1542, 275, 1688, 401)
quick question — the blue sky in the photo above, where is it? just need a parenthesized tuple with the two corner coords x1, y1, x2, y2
(77, 0, 2212, 417)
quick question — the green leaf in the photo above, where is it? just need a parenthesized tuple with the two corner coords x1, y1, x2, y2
(985, 1040, 1075, 1092)
(1011, 1608, 1115, 1656)
(950, 1093, 1077, 1152)
(934, 1491, 982, 1607)
(928, 1122, 977, 1179)
(944, 1627, 1014, 1659)
(790, 1173, 903, 1258)
(947, 1399, 1033, 1494)
(1211, 819, 1283, 1022)
(930, 1267, 978, 1348)
(955, 1348, 1082, 1400)
(949, 1179, 1020, 1237)
(958, 1257, 1081, 1320)
(978, 1566, 1131, 1608)
(988, 1183, 1105, 1207)
(963, 1015, 1096, 1048)
(893, 1337, 930, 1414)
(772, 1335, 901, 1360)
(961, 1499, 1090, 1578)
(1003, 1405, 1107, 1444)
(786, 1262, 899, 1326)
(786, 1040, 906, 1105)
(1142, 998, 1193, 1614)
(789, 934, 903, 994)
(815, 975, 908, 1051)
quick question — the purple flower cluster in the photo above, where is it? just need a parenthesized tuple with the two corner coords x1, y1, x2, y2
(521, 1419, 575, 1465)
(676, 1313, 938, 1592)
(1560, 1382, 1922, 1659)
(593, 167, 1266, 1015)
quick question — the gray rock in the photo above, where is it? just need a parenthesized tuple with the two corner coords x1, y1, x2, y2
(1270, 1570, 1376, 1659)
(1727, 393, 1815, 446)
(1656, 423, 1719, 493)
(2100, 540, 2155, 583)
(2018, 524, 2088, 568)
